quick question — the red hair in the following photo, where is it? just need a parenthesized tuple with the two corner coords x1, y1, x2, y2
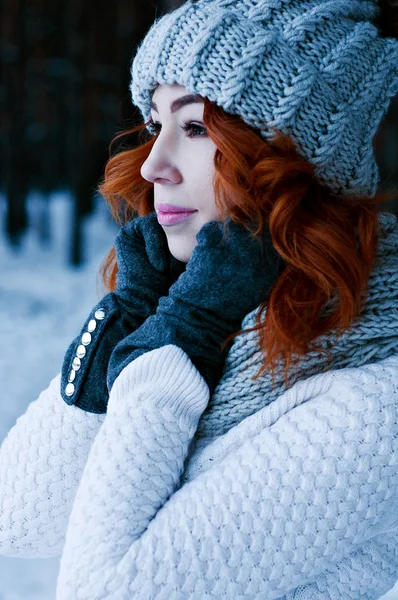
(98, 98, 389, 388)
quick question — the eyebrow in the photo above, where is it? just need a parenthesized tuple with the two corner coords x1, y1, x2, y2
(150, 94, 204, 114)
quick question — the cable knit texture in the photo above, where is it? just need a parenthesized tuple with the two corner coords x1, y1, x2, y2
(1, 211, 398, 599)
(188, 211, 398, 444)
(53, 346, 398, 599)
(130, 0, 398, 197)
(0, 373, 105, 558)
(0, 213, 398, 600)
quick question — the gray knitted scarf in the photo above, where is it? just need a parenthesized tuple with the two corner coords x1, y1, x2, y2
(196, 211, 398, 440)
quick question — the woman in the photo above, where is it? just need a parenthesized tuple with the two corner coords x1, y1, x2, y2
(1, 0, 398, 598)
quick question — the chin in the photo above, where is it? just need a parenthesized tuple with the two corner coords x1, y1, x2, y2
(167, 236, 196, 264)
(169, 246, 192, 264)
(171, 252, 190, 264)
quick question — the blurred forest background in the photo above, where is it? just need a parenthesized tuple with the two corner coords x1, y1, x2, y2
(1, 0, 184, 265)
(1, 0, 398, 266)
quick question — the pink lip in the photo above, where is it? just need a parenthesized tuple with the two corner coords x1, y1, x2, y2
(157, 211, 197, 226)
(156, 203, 197, 213)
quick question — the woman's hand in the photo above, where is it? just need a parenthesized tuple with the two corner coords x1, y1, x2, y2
(114, 211, 186, 317)
(60, 212, 186, 413)
(108, 217, 285, 394)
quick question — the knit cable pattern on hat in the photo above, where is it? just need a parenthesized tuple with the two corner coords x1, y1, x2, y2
(195, 210, 398, 439)
(130, 0, 398, 197)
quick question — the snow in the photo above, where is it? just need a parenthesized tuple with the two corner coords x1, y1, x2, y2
(0, 191, 397, 599)
(0, 191, 117, 440)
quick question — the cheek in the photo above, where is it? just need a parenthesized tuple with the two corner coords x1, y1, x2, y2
(193, 150, 216, 200)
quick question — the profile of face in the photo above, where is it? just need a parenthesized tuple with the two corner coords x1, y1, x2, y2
(140, 84, 220, 263)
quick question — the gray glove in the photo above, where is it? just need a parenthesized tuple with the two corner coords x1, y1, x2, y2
(108, 217, 285, 395)
(61, 212, 186, 412)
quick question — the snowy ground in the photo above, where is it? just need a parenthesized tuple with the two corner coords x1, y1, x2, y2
(0, 192, 397, 599)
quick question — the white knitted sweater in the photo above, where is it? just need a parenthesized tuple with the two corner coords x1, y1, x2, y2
(1, 345, 398, 599)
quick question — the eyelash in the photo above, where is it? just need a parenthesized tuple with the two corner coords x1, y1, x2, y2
(148, 120, 207, 138)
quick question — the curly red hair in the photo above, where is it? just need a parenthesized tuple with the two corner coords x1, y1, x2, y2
(98, 98, 389, 388)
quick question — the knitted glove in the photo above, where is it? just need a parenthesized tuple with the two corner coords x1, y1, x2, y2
(107, 218, 285, 395)
(60, 212, 186, 413)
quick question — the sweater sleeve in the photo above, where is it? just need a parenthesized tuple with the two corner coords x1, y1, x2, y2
(280, 531, 398, 600)
(55, 346, 398, 600)
(0, 372, 106, 559)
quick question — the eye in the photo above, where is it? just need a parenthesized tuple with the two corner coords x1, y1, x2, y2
(181, 121, 207, 138)
(147, 119, 207, 138)
(147, 120, 161, 136)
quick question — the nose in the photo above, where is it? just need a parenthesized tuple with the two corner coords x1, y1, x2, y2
(140, 135, 182, 185)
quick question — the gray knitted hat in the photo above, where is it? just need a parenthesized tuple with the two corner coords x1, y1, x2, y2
(130, 0, 398, 198)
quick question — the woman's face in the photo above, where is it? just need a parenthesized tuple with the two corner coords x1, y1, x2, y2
(140, 84, 220, 263)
